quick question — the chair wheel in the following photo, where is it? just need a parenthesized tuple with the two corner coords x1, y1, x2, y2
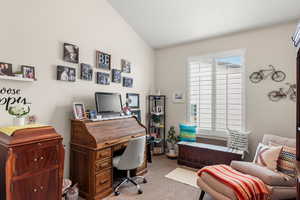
(138, 189, 143, 194)
(143, 178, 147, 183)
(114, 191, 120, 196)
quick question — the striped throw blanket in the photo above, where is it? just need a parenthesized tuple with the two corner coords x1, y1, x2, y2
(197, 165, 270, 200)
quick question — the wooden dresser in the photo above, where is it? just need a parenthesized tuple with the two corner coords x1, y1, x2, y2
(70, 117, 147, 200)
(0, 126, 65, 200)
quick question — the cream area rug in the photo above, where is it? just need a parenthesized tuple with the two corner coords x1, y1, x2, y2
(165, 167, 199, 188)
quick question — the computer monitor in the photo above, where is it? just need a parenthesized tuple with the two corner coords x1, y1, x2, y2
(95, 92, 122, 115)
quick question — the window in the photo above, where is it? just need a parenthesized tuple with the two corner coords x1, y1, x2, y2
(187, 50, 245, 137)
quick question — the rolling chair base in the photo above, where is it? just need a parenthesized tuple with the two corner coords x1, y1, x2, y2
(114, 171, 147, 196)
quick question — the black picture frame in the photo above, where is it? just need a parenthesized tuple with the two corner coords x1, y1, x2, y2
(126, 93, 140, 109)
(96, 51, 111, 70)
(21, 65, 35, 80)
(121, 59, 131, 73)
(123, 77, 133, 88)
(63, 43, 79, 63)
(80, 63, 93, 81)
(131, 109, 141, 122)
(57, 65, 76, 82)
(112, 69, 121, 83)
(0, 62, 13, 76)
(96, 72, 110, 85)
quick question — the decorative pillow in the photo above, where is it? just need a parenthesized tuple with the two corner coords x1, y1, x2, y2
(253, 143, 282, 171)
(179, 123, 196, 142)
(227, 129, 250, 152)
(269, 142, 296, 177)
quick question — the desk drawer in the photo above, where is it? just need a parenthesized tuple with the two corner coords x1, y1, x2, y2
(96, 148, 112, 161)
(14, 141, 59, 176)
(95, 159, 111, 173)
(95, 169, 112, 193)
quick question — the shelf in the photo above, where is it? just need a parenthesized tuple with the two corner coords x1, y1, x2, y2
(0, 75, 35, 82)
(151, 112, 164, 116)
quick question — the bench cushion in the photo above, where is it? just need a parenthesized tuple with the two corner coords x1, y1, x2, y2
(231, 161, 296, 187)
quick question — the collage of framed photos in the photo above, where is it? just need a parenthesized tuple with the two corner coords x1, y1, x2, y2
(0, 62, 37, 80)
(58, 43, 134, 88)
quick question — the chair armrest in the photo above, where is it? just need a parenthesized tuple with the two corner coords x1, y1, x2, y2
(230, 161, 296, 187)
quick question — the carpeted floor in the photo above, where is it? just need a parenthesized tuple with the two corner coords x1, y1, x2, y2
(101, 156, 213, 200)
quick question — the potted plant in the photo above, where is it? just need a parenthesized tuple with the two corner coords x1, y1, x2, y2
(8, 104, 30, 126)
(166, 126, 178, 158)
(151, 114, 160, 127)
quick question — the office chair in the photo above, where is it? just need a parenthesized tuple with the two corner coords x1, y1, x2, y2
(113, 136, 147, 196)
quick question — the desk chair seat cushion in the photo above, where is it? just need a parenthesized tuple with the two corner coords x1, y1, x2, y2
(231, 161, 296, 187)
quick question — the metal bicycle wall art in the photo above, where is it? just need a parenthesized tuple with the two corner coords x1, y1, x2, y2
(249, 65, 286, 83)
(268, 83, 296, 102)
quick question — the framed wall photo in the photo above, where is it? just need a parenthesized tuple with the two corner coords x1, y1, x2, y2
(123, 77, 133, 88)
(172, 91, 185, 103)
(0, 62, 13, 76)
(112, 69, 121, 83)
(57, 65, 76, 82)
(21, 65, 35, 80)
(73, 102, 86, 120)
(121, 59, 131, 73)
(126, 93, 140, 109)
(63, 43, 79, 63)
(96, 51, 111, 70)
(131, 109, 141, 122)
(96, 72, 110, 85)
(80, 63, 93, 81)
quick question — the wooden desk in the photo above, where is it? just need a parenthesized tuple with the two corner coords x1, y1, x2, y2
(178, 142, 243, 169)
(70, 117, 147, 200)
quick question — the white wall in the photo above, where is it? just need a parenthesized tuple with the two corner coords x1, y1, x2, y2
(155, 22, 298, 158)
(0, 0, 155, 176)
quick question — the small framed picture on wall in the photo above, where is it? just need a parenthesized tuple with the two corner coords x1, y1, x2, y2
(63, 43, 79, 63)
(57, 65, 76, 82)
(73, 102, 86, 120)
(123, 77, 133, 88)
(126, 93, 140, 109)
(96, 51, 111, 70)
(80, 63, 93, 81)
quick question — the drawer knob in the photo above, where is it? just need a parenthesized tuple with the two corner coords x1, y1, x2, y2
(40, 186, 44, 190)
(34, 158, 38, 162)
(40, 156, 44, 160)
(33, 188, 38, 192)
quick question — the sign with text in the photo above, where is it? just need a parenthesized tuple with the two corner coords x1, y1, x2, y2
(0, 87, 31, 110)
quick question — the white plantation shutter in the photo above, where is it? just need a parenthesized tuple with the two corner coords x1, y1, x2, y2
(188, 51, 245, 136)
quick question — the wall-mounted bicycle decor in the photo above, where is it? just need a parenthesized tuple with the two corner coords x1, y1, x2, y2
(268, 83, 296, 102)
(249, 65, 286, 83)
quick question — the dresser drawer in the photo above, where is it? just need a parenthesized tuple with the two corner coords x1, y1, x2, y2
(95, 169, 112, 193)
(96, 148, 112, 161)
(14, 141, 59, 176)
(95, 159, 111, 173)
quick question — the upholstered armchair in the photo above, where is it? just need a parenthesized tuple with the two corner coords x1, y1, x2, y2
(197, 134, 297, 200)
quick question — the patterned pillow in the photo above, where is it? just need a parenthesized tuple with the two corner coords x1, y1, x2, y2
(179, 123, 197, 142)
(269, 142, 296, 177)
(253, 143, 282, 171)
(227, 129, 250, 152)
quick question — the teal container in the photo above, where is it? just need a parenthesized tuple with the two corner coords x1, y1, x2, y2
(179, 123, 197, 142)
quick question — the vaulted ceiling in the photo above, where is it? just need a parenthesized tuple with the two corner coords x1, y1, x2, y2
(108, 0, 300, 49)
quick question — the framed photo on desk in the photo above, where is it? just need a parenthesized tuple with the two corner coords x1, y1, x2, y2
(73, 102, 86, 120)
